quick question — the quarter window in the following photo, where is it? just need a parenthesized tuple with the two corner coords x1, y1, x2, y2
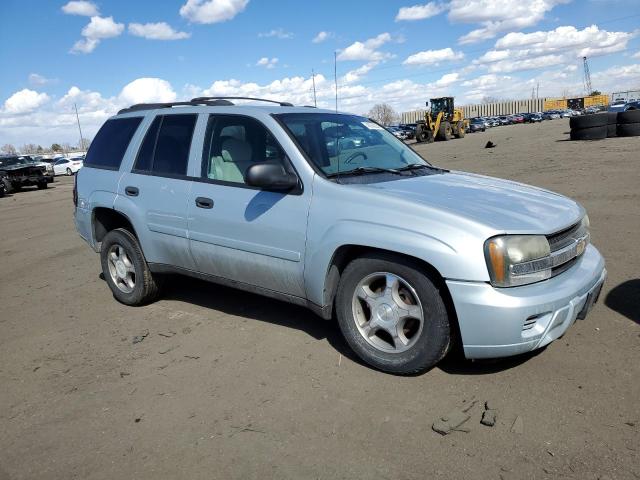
(84, 117, 143, 170)
(133, 114, 197, 176)
(201, 115, 288, 184)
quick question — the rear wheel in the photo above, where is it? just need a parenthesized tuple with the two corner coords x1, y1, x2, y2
(66, 168, 72, 176)
(336, 253, 451, 375)
(454, 121, 466, 138)
(100, 228, 162, 306)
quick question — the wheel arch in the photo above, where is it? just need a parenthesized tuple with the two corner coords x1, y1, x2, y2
(318, 244, 461, 346)
(92, 207, 139, 245)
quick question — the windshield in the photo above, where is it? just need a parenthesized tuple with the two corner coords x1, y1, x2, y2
(276, 113, 429, 176)
(0, 157, 27, 167)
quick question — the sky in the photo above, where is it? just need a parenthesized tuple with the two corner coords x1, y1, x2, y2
(1, 0, 639, 147)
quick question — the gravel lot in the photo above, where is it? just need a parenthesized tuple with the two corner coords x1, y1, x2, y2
(1, 119, 638, 480)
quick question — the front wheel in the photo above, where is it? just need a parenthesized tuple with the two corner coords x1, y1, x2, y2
(336, 253, 451, 374)
(66, 168, 72, 176)
(37, 181, 47, 189)
(100, 228, 162, 306)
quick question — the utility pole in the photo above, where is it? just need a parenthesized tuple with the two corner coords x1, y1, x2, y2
(311, 69, 317, 107)
(74, 103, 84, 151)
(583, 56, 593, 96)
(536, 82, 539, 99)
(334, 51, 338, 112)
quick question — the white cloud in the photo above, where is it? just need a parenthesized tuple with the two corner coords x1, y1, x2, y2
(341, 62, 378, 84)
(28, 73, 55, 86)
(256, 57, 279, 69)
(449, 0, 570, 44)
(61, 1, 98, 16)
(128, 22, 190, 40)
(258, 28, 293, 39)
(2, 89, 50, 114)
(118, 78, 177, 105)
(179, 0, 249, 24)
(633, 51, 640, 59)
(403, 47, 464, 66)
(396, 2, 447, 21)
(434, 72, 461, 87)
(474, 25, 634, 74)
(337, 33, 393, 61)
(71, 16, 125, 54)
(312, 31, 333, 43)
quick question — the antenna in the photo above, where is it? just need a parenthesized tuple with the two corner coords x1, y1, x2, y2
(583, 56, 593, 96)
(311, 69, 317, 107)
(74, 103, 84, 151)
(334, 51, 338, 112)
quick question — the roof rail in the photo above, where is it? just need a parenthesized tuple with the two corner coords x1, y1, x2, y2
(117, 96, 294, 115)
(190, 96, 294, 107)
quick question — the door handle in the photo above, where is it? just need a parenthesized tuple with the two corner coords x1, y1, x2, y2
(125, 186, 139, 197)
(195, 197, 214, 209)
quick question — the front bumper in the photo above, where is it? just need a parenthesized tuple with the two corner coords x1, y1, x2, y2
(447, 244, 606, 359)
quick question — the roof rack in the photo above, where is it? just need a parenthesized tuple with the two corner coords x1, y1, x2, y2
(117, 96, 294, 115)
(191, 96, 294, 107)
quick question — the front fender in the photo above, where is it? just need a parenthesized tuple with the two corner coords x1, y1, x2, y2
(304, 219, 488, 307)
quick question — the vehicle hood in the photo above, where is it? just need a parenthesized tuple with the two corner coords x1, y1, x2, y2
(358, 171, 583, 233)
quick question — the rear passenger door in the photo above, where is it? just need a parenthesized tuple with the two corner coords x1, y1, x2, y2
(115, 113, 198, 270)
(187, 114, 311, 298)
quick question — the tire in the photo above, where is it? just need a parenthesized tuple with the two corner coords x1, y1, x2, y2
(415, 123, 427, 143)
(607, 123, 617, 138)
(454, 121, 466, 138)
(37, 181, 47, 189)
(606, 112, 618, 125)
(100, 228, 162, 306)
(335, 253, 451, 375)
(66, 168, 72, 176)
(570, 125, 607, 140)
(616, 123, 640, 137)
(570, 113, 607, 129)
(438, 122, 452, 141)
(617, 110, 640, 124)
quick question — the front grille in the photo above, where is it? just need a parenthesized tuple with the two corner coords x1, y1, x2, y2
(546, 220, 587, 278)
(547, 221, 584, 251)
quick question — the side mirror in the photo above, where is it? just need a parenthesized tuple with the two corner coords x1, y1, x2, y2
(425, 101, 429, 107)
(245, 163, 298, 191)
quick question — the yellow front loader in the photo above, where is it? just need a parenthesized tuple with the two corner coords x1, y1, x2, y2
(415, 97, 468, 143)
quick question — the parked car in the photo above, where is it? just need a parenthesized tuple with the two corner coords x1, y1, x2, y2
(0, 155, 48, 190)
(75, 98, 606, 374)
(469, 118, 486, 132)
(608, 100, 640, 112)
(398, 124, 416, 139)
(387, 126, 409, 140)
(498, 116, 511, 125)
(511, 114, 525, 123)
(53, 157, 83, 176)
(18, 154, 55, 183)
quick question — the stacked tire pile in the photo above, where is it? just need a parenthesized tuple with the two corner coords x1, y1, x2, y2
(570, 110, 640, 140)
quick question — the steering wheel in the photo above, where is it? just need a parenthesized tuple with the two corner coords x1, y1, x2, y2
(344, 152, 368, 164)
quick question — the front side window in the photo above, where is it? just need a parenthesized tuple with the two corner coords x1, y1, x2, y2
(276, 113, 429, 176)
(84, 117, 143, 170)
(133, 114, 197, 176)
(201, 115, 288, 184)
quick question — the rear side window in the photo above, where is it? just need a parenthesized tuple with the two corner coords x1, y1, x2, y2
(84, 117, 143, 170)
(133, 114, 196, 176)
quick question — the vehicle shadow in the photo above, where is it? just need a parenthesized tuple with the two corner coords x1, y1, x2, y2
(156, 274, 544, 376)
(605, 279, 640, 324)
(160, 275, 361, 362)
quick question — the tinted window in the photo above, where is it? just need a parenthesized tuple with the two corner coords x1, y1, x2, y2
(133, 114, 196, 176)
(84, 117, 143, 170)
(133, 116, 161, 172)
(201, 115, 287, 184)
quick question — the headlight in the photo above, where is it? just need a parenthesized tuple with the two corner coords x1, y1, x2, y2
(484, 235, 551, 287)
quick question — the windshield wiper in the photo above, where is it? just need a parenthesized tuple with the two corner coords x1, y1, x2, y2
(326, 166, 400, 178)
(396, 163, 431, 172)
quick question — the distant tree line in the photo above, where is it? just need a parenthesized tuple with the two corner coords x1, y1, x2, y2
(1, 138, 91, 156)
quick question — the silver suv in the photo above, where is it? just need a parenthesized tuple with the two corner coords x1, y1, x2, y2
(74, 97, 606, 374)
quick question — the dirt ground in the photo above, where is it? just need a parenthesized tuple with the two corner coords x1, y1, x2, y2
(1, 119, 638, 480)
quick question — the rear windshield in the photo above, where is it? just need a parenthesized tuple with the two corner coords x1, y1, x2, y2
(276, 113, 428, 176)
(84, 117, 143, 170)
